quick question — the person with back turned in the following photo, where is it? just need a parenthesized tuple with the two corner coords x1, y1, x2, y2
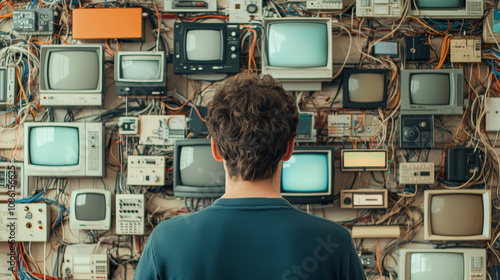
(134, 72, 367, 280)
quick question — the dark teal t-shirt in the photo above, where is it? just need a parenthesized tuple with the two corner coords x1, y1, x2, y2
(134, 198, 367, 280)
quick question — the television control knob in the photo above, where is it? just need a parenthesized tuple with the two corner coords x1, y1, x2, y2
(247, 4, 258, 13)
(419, 121, 427, 128)
(343, 197, 352, 205)
(231, 46, 237, 52)
(231, 54, 237, 59)
(151, 175, 158, 182)
(231, 31, 237, 37)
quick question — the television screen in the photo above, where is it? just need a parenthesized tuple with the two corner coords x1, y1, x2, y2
(179, 145, 225, 187)
(282, 154, 328, 193)
(120, 56, 161, 80)
(430, 194, 483, 236)
(410, 74, 450, 105)
(343, 69, 388, 108)
(267, 22, 328, 68)
(348, 73, 385, 103)
(48, 51, 99, 90)
(409, 252, 463, 279)
(75, 193, 106, 221)
(186, 30, 223, 61)
(29, 127, 79, 166)
(416, 0, 460, 8)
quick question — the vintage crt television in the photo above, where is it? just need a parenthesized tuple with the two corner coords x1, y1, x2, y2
(173, 139, 225, 198)
(409, 0, 483, 19)
(114, 51, 166, 96)
(39, 45, 104, 106)
(69, 189, 111, 231)
(0, 67, 15, 107)
(262, 17, 333, 92)
(399, 248, 486, 280)
(400, 69, 463, 115)
(281, 146, 335, 204)
(343, 68, 388, 108)
(173, 22, 240, 80)
(424, 189, 491, 241)
(24, 122, 104, 177)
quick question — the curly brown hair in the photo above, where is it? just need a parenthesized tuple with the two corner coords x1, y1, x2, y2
(206, 73, 299, 181)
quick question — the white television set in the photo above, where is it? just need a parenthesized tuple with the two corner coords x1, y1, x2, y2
(424, 189, 491, 241)
(39, 45, 104, 106)
(69, 189, 111, 231)
(261, 17, 333, 91)
(24, 122, 104, 177)
(409, 0, 483, 19)
(399, 248, 486, 280)
(400, 69, 463, 115)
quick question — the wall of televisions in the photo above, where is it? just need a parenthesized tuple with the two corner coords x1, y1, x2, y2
(0, 0, 498, 279)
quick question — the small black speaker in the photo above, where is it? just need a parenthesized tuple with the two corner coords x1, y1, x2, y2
(446, 147, 481, 182)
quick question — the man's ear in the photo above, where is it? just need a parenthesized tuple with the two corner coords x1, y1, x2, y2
(211, 138, 224, 162)
(282, 138, 295, 161)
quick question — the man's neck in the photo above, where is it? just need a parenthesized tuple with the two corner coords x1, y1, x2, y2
(221, 176, 282, 198)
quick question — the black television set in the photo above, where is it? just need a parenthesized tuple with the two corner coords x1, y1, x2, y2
(342, 68, 388, 109)
(173, 139, 225, 198)
(173, 22, 240, 81)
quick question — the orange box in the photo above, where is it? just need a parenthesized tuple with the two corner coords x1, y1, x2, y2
(72, 8, 143, 39)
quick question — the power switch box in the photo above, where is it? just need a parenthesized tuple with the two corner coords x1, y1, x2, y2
(450, 37, 482, 63)
(63, 244, 108, 280)
(118, 117, 139, 135)
(360, 253, 376, 268)
(139, 115, 187, 146)
(485, 97, 500, 131)
(13, 8, 54, 35)
(116, 194, 144, 235)
(72, 8, 143, 39)
(340, 189, 388, 209)
(0, 203, 50, 242)
(228, 0, 262, 23)
(398, 162, 435, 185)
(446, 147, 481, 182)
(127, 156, 166, 186)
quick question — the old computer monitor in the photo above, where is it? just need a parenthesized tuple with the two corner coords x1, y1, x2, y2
(409, 0, 483, 19)
(262, 17, 333, 92)
(424, 189, 491, 241)
(343, 68, 388, 108)
(173, 139, 225, 198)
(399, 248, 486, 280)
(173, 22, 240, 81)
(69, 189, 111, 231)
(281, 145, 335, 204)
(114, 51, 166, 96)
(24, 122, 104, 177)
(39, 45, 104, 106)
(400, 69, 463, 115)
